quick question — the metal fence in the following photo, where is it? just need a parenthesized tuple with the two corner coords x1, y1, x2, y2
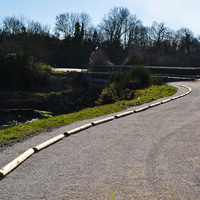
(81, 65, 200, 81)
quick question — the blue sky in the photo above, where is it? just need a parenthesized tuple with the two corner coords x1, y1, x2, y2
(1, 0, 200, 36)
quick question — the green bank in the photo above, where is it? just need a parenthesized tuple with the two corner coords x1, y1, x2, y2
(0, 85, 177, 146)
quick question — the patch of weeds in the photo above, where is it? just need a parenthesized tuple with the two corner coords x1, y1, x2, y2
(110, 193, 115, 200)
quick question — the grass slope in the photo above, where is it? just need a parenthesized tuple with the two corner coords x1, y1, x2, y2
(0, 85, 177, 146)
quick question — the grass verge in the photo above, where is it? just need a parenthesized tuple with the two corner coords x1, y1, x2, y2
(0, 85, 177, 146)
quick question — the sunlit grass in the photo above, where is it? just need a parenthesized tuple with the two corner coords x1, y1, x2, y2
(0, 85, 177, 146)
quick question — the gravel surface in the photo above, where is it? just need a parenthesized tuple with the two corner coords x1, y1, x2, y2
(0, 81, 200, 200)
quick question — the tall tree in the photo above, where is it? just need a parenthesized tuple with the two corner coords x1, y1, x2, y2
(148, 21, 171, 54)
(72, 22, 84, 67)
(99, 7, 131, 43)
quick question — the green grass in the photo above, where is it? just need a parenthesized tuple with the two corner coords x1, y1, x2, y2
(0, 85, 177, 146)
(110, 193, 115, 200)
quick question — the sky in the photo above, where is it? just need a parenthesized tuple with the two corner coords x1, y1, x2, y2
(0, 0, 200, 36)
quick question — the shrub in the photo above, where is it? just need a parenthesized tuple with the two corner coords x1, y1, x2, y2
(96, 83, 118, 105)
(97, 66, 163, 105)
(110, 66, 152, 90)
(34, 62, 53, 75)
(89, 49, 113, 66)
(0, 52, 54, 90)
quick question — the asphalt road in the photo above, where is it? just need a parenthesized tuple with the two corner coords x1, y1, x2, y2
(0, 81, 200, 200)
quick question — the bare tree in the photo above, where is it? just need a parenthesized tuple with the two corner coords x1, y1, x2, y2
(99, 7, 130, 42)
(176, 28, 194, 55)
(147, 21, 172, 53)
(98, 7, 143, 49)
(0, 17, 3, 34)
(54, 13, 70, 38)
(55, 12, 92, 39)
(125, 15, 144, 48)
(3, 16, 24, 34)
(27, 20, 50, 35)
(99, 7, 126, 41)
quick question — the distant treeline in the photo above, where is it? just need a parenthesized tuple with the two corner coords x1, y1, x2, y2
(0, 7, 200, 67)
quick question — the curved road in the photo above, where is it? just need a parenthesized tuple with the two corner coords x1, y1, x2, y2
(0, 81, 200, 199)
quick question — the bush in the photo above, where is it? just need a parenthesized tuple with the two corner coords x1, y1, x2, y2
(0, 52, 34, 89)
(96, 83, 118, 105)
(97, 66, 163, 105)
(34, 62, 53, 75)
(97, 83, 136, 105)
(0, 52, 54, 90)
(110, 66, 152, 90)
(89, 49, 113, 66)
